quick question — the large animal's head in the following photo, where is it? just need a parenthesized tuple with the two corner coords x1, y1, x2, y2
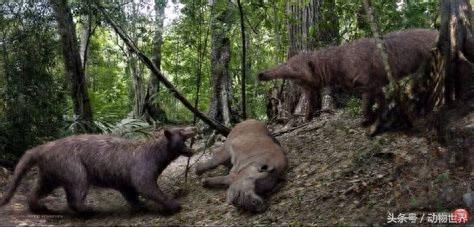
(226, 146, 280, 213)
(257, 54, 318, 88)
(164, 126, 195, 157)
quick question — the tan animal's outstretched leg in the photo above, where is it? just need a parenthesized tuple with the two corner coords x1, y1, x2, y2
(202, 175, 231, 188)
(195, 146, 231, 175)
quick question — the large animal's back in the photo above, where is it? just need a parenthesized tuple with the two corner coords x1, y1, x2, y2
(36, 135, 138, 185)
(338, 28, 438, 88)
(383, 29, 438, 78)
(226, 120, 287, 171)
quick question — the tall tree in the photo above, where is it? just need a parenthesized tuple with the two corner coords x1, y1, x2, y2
(49, 0, 94, 132)
(143, 0, 168, 123)
(438, 0, 474, 103)
(237, 0, 247, 119)
(208, 0, 233, 126)
(127, 0, 146, 119)
(277, 0, 324, 124)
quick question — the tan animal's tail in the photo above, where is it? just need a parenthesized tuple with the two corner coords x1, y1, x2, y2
(0, 148, 39, 206)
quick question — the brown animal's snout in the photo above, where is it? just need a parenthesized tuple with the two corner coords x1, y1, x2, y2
(180, 147, 194, 157)
(179, 126, 196, 140)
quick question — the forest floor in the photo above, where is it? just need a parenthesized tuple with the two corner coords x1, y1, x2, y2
(0, 108, 472, 226)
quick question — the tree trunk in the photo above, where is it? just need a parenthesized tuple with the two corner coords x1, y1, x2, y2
(49, 0, 94, 132)
(237, 0, 247, 119)
(208, 0, 232, 126)
(143, 0, 167, 123)
(280, 0, 322, 125)
(438, 0, 474, 102)
(128, 1, 146, 119)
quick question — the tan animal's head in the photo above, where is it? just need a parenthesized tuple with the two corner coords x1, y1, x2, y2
(164, 126, 195, 157)
(226, 146, 279, 213)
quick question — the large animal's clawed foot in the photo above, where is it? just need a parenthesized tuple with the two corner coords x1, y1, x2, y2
(131, 203, 148, 213)
(75, 207, 97, 218)
(29, 203, 53, 214)
(162, 199, 181, 214)
(368, 120, 381, 137)
(360, 116, 375, 127)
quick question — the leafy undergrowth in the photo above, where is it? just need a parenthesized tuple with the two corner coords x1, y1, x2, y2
(0, 110, 472, 225)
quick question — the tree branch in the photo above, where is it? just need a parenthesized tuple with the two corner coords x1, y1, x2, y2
(95, 2, 230, 136)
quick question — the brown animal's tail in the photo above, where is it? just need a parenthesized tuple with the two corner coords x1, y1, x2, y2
(0, 148, 39, 206)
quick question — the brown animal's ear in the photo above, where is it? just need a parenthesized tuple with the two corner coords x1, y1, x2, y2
(164, 130, 173, 141)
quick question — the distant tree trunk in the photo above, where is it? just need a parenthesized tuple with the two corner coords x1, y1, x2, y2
(128, 1, 146, 119)
(143, 0, 167, 123)
(438, 0, 474, 103)
(79, 12, 93, 73)
(49, 0, 94, 132)
(317, 0, 338, 112)
(237, 0, 247, 119)
(208, 0, 232, 126)
(279, 0, 322, 125)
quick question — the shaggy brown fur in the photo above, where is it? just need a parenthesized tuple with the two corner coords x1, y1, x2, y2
(0, 127, 194, 215)
(259, 29, 439, 125)
(195, 119, 287, 213)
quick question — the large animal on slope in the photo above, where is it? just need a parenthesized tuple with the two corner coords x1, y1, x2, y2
(0, 127, 195, 215)
(195, 119, 287, 213)
(258, 29, 439, 127)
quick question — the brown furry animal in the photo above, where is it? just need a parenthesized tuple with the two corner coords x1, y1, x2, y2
(0, 127, 194, 215)
(258, 29, 439, 126)
(195, 119, 287, 213)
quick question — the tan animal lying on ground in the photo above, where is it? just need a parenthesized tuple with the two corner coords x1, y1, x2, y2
(0, 127, 195, 215)
(195, 119, 287, 213)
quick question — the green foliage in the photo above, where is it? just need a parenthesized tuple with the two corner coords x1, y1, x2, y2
(95, 118, 151, 139)
(0, 0, 446, 160)
(345, 97, 362, 117)
(0, 0, 67, 157)
(86, 28, 131, 123)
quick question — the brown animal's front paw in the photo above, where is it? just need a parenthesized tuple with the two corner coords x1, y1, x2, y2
(29, 204, 53, 214)
(163, 199, 181, 214)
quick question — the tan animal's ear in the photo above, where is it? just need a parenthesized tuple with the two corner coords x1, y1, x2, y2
(259, 164, 274, 173)
(164, 130, 173, 141)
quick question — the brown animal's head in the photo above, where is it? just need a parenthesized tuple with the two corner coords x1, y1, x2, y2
(164, 126, 195, 157)
(226, 148, 279, 213)
(257, 53, 317, 88)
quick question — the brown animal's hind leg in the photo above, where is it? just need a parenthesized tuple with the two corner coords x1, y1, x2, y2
(361, 92, 375, 127)
(63, 165, 91, 214)
(28, 175, 57, 214)
(202, 175, 231, 189)
(195, 146, 230, 175)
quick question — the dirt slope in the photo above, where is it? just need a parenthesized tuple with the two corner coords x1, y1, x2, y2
(0, 110, 471, 226)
